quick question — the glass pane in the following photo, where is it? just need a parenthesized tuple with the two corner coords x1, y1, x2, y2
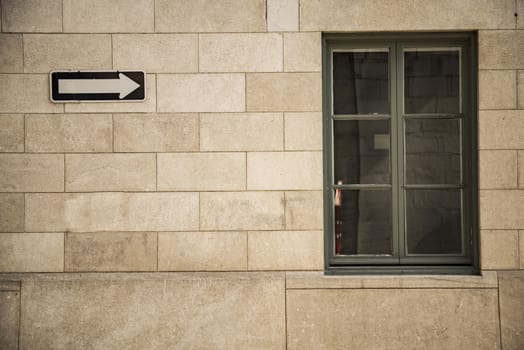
(405, 119, 461, 184)
(334, 120, 391, 185)
(334, 189, 392, 255)
(404, 49, 460, 114)
(406, 190, 462, 255)
(333, 50, 389, 115)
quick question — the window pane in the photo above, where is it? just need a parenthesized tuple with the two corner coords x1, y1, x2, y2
(406, 190, 462, 255)
(405, 119, 461, 184)
(333, 50, 389, 115)
(335, 189, 392, 255)
(404, 49, 460, 114)
(334, 120, 390, 185)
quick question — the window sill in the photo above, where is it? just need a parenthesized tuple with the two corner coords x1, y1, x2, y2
(285, 270, 497, 289)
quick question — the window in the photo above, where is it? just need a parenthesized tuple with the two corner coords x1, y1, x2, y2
(323, 33, 478, 274)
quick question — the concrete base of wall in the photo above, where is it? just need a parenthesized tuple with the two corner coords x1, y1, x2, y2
(0, 271, 522, 350)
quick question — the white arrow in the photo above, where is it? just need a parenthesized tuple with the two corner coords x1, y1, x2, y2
(58, 73, 141, 99)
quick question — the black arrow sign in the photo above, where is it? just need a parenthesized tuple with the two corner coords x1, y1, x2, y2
(50, 71, 145, 102)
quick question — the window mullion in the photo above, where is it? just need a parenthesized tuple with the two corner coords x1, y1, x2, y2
(394, 41, 406, 261)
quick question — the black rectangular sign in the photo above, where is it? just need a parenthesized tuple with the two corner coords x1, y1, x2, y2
(50, 71, 145, 102)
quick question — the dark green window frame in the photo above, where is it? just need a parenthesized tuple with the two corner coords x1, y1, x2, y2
(322, 32, 479, 275)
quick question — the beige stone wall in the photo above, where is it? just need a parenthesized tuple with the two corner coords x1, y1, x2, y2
(0, 0, 523, 349)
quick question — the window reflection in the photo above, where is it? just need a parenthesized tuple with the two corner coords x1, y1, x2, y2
(404, 49, 460, 114)
(333, 50, 389, 115)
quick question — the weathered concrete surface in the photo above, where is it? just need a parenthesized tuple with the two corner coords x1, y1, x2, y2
(19, 273, 285, 350)
(287, 289, 500, 350)
(499, 271, 524, 350)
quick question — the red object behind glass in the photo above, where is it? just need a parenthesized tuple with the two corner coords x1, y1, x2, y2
(334, 181, 343, 255)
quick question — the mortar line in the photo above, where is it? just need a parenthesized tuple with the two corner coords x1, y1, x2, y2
(156, 231, 159, 272)
(197, 34, 200, 72)
(153, 0, 156, 32)
(246, 231, 249, 270)
(284, 274, 288, 350)
(155, 73, 158, 112)
(497, 273, 503, 348)
(298, 0, 301, 32)
(61, 0, 64, 32)
(516, 69, 520, 109)
(197, 113, 201, 152)
(512, 0, 519, 28)
(517, 150, 520, 188)
(63, 153, 66, 192)
(198, 192, 201, 231)
(17, 280, 21, 350)
(21, 34, 25, 72)
(244, 73, 247, 111)
(282, 113, 286, 150)
(281, 32, 285, 72)
(265, 0, 268, 31)
(155, 152, 158, 191)
(110, 34, 114, 69)
(23, 114, 26, 152)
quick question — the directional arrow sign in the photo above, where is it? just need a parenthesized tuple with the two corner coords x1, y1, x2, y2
(50, 71, 145, 102)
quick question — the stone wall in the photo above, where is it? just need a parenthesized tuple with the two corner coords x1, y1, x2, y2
(0, 0, 523, 349)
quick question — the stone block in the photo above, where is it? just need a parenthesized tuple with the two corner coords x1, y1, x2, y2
(480, 230, 519, 269)
(479, 150, 517, 189)
(286, 271, 499, 289)
(267, 0, 298, 31)
(26, 192, 199, 232)
(480, 190, 524, 229)
(479, 30, 524, 69)
(65, 154, 156, 192)
(158, 231, 247, 271)
(287, 289, 500, 350)
(247, 152, 322, 190)
(63, 0, 154, 32)
(285, 191, 323, 230)
(26, 114, 112, 152)
(199, 33, 282, 72)
(0, 291, 19, 350)
(65, 232, 157, 272)
(479, 110, 524, 149)
(0, 233, 64, 272)
(200, 192, 285, 231)
(19, 273, 285, 349)
(0, 114, 24, 152)
(0, 154, 64, 192)
(157, 74, 245, 112)
(479, 70, 517, 110)
(200, 113, 283, 151)
(114, 113, 198, 152)
(519, 71, 524, 109)
(24, 34, 111, 73)
(0, 194, 24, 232)
(0, 74, 63, 113)
(300, 0, 514, 31)
(155, 0, 266, 32)
(499, 271, 524, 349)
(158, 153, 246, 191)
(284, 112, 322, 150)
(283, 33, 321, 72)
(0, 34, 22, 72)
(64, 74, 156, 113)
(247, 73, 321, 111)
(1, 0, 62, 32)
(248, 230, 323, 270)
(113, 34, 197, 73)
